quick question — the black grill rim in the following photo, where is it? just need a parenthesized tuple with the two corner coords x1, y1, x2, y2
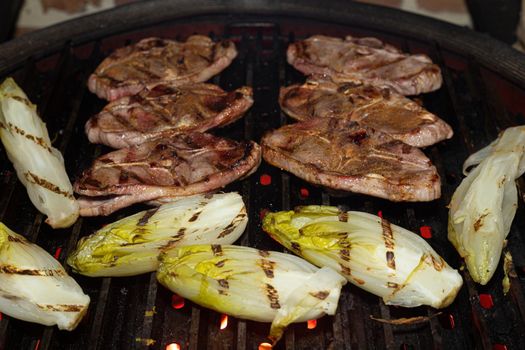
(1, 0, 525, 87)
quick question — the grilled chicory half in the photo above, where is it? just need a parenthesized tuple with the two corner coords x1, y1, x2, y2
(0, 78, 79, 228)
(449, 126, 525, 285)
(67, 192, 247, 277)
(263, 206, 463, 309)
(0, 222, 90, 330)
(157, 244, 346, 344)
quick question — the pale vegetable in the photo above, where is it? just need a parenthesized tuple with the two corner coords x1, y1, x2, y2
(68, 192, 247, 277)
(502, 251, 513, 295)
(157, 244, 345, 344)
(263, 206, 463, 309)
(0, 78, 79, 228)
(448, 126, 525, 285)
(0, 222, 90, 330)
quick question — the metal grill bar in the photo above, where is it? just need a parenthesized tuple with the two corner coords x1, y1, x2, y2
(88, 277, 111, 350)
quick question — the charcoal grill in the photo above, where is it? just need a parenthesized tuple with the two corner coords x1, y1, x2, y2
(2, 1, 525, 349)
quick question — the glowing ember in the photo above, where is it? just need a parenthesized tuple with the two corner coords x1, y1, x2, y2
(377, 210, 383, 218)
(479, 294, 494, 309)
(448, 314, 456, 329)
(220, 314, 228, 330)
(419, 226, 432, 239)
(171, 294, 185, 309)
(34, 339, 41, 350)
(53, 247, 63, 259)
(299, 187, 309, 199)
(258, 343, 273, 350)
(438, 313, 455, 329)
(260, 174, 272, 186)
(0, 312, 3, 321)
(307, 319, 317, 329)
(493, 344, 508, 350)
(166, 343, 181, 350)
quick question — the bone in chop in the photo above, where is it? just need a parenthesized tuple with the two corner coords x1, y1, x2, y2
(279, 79, 452, 147)
(86, 83, 253, 148)
(88, 35, 237, 101)
(287, 35, 442, 96)
(261, 117, 440, 202)
(75, 133, 261, 216)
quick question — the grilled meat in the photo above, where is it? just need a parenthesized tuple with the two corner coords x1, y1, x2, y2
(88, 36, 237, 101)
(261, 118, 440, 202)
(280, 79, 452, 147)
(75, 133, 261, 216)
(86, 83, 253, 148)
(287, 35, 442, 96)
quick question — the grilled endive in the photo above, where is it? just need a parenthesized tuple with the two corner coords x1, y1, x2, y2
(157, 244, 346, 344)
(448, 126, 525, 285)
(0, 222, 90, 330)
(68, 192, 247, 277)
(0, 78, 79, 228)
(263, 206, 463, 309)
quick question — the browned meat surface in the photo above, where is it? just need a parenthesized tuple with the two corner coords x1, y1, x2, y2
(261, 118, 440, 202)
(75, 133, 261, 216)
(86, 83, 253, 148)
(287, 35, 442, 96)
(279, 79, 452, 147)
(88, 36, 237, 101)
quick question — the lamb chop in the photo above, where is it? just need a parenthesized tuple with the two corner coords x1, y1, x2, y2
(287, 35, 442, 96)
(86, 83, 253, 148)
(75, 133, 261, 216)
(88, 35, 237, 101)
(279, 79, 452, 147)
(261, 118, 440, 202)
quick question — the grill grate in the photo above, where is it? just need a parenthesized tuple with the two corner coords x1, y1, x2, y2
(1, 13, 525, 350)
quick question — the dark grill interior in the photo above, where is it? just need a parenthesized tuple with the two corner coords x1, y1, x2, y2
(1, 6, 525, 350)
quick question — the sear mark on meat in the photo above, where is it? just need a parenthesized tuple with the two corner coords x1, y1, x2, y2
(74, 133, 261, 216)
(261, 118, 440, 202)
(86, 83, 253, 148)
(88, 35, 238, 101)
(279, 79, 452, 147)
(287, 35, 442, 96)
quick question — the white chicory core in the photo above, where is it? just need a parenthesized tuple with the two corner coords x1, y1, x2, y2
(449, 126, 525, 285)
(68, 192, 248, 277)
(0, 222, 90, 330)
(0, 78, 79, 228)
(157, 244, 346, 344)
(263, 206, 463, 309)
